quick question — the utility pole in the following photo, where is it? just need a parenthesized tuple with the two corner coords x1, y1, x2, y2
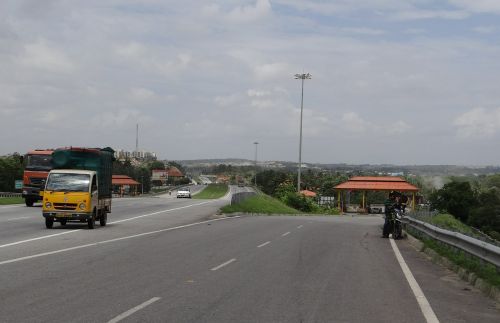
(294, 73, 311, 192)
(135, 123, 139, 153)
(254, 142, 259, 187)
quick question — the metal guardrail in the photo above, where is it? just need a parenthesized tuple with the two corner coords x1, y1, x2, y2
(0, 192, 22, 198)
(403, 216, 500, 269)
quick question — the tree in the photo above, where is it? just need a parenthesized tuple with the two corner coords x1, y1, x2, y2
(468, 189, 500, 235)
(0, 154, 24, 192)
(148, 160, 165, 170)
(256, 170, 290, 196)
(429, 181, 477, 222)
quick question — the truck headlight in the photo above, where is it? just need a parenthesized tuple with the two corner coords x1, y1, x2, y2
(45, 202, 52, 209)
(79, 203, 86, 210)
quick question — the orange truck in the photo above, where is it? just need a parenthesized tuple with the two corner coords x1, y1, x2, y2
(22, 149, 53, 206)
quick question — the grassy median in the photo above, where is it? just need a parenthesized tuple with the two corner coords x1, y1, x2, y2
(0, 197, 24, 205)
(193, 184, 228, 199)
(221, 194, 299, 214)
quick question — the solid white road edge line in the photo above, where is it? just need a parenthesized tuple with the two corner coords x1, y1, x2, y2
(281, 231, 290, 237)
(211, 258, 237, 271)
(107, 297, 161, 323)
(0, 216, 241, 266)
(0, 200, 217, 249)
(390, 238, 440, 323)
(257, 241, 271, 248)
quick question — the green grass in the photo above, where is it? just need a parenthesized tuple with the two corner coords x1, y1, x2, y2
(421, 237, 500, 288)
(221, 194, 300, 214)
(0, 197, 24, 205)
(420, 213, 475, 236)
(193, 184, 228, 199)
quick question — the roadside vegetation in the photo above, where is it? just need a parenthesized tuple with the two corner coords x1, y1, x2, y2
(0, 197, 24, 205)
(221, 194, 299, 214)
(429, 176, 500, 241)
(421, 237, 500, 288)
(419, 214, 475, 236)
(193, 184, 228, 199)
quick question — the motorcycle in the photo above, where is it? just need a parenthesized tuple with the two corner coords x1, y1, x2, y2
(391, 208, 404, 239)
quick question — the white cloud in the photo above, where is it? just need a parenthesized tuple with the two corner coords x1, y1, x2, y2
(253, 62, 290, 80)
(227, 0, 272, 22)
(386, 120, 412, 135)
(392, 9, 468, 21)
(341, 112, 371, 133)
(19, 39, 75, 72)
(130, 87, 156, 101)
(115, 42, 146, 58)
(449, 0, 500, 13)
(473, 26, 497, 34)
(454, 107, 500, 138)
(340, 27, 385, 36)
(247, 89, 271, 97)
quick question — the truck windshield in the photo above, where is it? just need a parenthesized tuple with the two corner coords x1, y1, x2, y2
(25, 154, 52, 171)
(45, 173, 90, 192)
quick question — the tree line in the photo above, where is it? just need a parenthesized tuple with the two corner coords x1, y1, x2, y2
(429, 175, 500, 240)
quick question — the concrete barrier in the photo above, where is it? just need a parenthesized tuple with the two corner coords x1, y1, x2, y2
(231, 192, 256, 205)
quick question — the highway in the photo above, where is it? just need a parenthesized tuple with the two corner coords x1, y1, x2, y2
(0, 187, 498, 322)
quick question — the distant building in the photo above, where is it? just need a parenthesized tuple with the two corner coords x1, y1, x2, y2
(114, 149, 157, 161)
(151, 167, 184, 186)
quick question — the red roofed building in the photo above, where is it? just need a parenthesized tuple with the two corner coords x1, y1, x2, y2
(112, 175, 141, 196)
(166, 167, 183, 178)
(334, 176, 419, 212)
(300, 190, 317, 197)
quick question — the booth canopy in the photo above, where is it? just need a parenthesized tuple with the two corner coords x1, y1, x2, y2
(112, 175, 140, 186)
(334, 176, 419, 192)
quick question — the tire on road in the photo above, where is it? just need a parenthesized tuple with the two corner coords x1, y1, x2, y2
(88, 210, 96, 229)
(45, 217, 54, 229)
(25, 198, 34, 207)
(99, 211, 107, 227)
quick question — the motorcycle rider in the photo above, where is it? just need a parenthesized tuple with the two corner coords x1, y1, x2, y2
(382, 191, 400, 238)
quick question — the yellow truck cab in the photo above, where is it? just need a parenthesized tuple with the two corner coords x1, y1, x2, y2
(42, 147, 114, 229)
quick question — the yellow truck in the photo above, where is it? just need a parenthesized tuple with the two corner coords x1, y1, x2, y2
(42, 147, 114, 229)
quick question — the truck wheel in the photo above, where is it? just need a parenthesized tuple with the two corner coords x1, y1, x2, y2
(45, 218, 54, 229)
(60, 219, 67, 226)
(25, 198, 34, 207)
(99, 212, 107, 226)
(87, 211, 96, 229)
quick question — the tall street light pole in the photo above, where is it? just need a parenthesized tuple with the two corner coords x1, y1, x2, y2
(254, 142, 259, 186)
(294, 73, 311, 192)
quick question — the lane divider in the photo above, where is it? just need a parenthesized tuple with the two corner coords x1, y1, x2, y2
(0, 200, 219, 249)
(211, 258, 237, 271)
(107, 297, 161, 323)
(0, 216, 241, 266)
(257, 241, 271, 248)
(281, 232, 291, 237)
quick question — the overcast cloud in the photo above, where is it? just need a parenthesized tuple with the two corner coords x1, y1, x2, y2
(1, 0, 500, 165)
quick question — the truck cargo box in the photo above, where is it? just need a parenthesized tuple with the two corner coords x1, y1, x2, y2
(51, 147, 114, 198)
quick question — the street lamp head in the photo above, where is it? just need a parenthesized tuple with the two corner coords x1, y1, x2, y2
(254, 142, 259, 145)
(294, 73, 312, 80)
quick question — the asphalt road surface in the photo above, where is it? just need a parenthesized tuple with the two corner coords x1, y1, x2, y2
(0, 188, 498, 322)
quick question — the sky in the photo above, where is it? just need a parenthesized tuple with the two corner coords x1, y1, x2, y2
(1, 0, 500, 165)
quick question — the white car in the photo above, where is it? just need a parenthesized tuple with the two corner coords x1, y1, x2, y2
(176, 188, 191, 198)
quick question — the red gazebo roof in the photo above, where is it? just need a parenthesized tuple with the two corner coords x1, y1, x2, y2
(334, 176, 418, 192)
(112, 175, 140, 186)
(300, 190, 317, 197)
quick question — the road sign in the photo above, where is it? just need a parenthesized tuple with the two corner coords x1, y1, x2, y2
(15, 180, 23, 190)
